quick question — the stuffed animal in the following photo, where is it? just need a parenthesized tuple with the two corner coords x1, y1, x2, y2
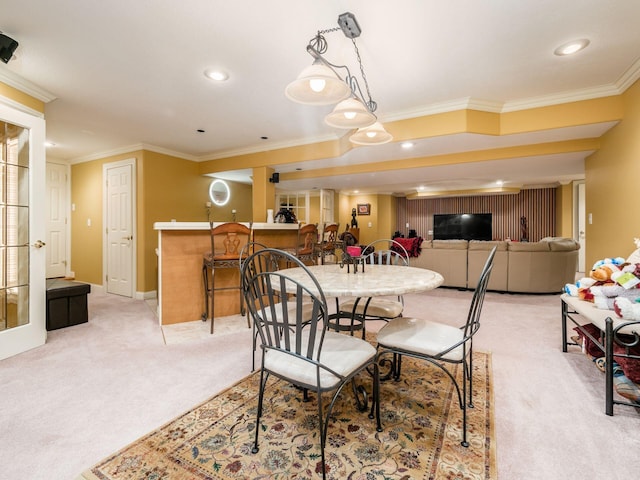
(591, 284, 640, 310)
(564, 277, 596, 297)
(613, 297, 640, 320)
(590, 263, 620, 282)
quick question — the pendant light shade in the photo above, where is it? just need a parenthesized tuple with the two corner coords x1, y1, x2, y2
(324, 97, 377, 129)
(349, 121, 393, 145)
(285, 60, 351, 105)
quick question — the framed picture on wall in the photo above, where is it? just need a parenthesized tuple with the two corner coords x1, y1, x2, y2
(357, 203, 371, 215)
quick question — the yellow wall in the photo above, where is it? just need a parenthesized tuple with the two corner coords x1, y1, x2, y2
(70, 150, 253, 293)
(70, 152, 140, 285)
(556, 183, 574, 238)
(585, 79, 640, 266)
(336, 193, 396, 246)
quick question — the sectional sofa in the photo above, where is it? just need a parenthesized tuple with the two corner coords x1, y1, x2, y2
(410, 237, 580, 293)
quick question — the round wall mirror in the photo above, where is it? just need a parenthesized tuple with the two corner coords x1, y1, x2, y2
(209, 179, 230, 206)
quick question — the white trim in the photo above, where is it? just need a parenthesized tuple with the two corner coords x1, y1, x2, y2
(0, 94, 45, 118)
(0, 65, 57, 102)
(136, 290, 157, 300)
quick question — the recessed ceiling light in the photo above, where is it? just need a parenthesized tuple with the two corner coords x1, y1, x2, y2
(554, 39, 590, 56)
(45, 141, 56, 147)
(401, 141, 414, 149)
(496, 180, 504, 186)
(204, 68, 229, 82)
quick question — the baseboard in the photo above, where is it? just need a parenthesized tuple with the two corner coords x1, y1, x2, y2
(137, 290, 157, 300)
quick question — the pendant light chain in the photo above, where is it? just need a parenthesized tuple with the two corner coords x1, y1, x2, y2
(351, 38, 377, 113)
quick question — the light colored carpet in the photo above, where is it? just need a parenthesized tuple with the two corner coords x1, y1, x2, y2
(80, 351, 495, 480)
(161, 314, 250, 344)
(1, 287, 639, 480)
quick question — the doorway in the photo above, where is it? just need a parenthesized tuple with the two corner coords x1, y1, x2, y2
(102, 158, 136, 297)
(574, 181, 586, 272)
(46, 162, 69, 278)
(0, 103, 46, 360)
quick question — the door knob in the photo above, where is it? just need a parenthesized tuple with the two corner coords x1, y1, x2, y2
(122, 235, 133, 240)
(32, 240, 46, 248)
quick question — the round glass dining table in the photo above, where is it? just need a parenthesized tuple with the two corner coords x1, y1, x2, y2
(281, 263, 444, 298)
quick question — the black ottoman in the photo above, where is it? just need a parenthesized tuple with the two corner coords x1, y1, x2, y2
(46, 279, 91, 331)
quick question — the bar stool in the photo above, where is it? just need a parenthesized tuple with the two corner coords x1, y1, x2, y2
(202, 222, 253, 333)
(318, 222, 340, 264)
(295, 223, 319, 265)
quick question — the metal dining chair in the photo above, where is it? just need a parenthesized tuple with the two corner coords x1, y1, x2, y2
(375, 246, 496, 447)
(336, 238, 410, 337)
(242, 248, 382, 479)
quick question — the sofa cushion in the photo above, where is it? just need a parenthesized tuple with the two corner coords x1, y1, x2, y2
(432, 239, 468, 250)
(508, 241, 550, 252)
(468, 240, 508, 251)
(544, 238, 580, 251)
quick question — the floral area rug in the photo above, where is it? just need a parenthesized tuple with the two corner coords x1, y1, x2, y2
(80, 352, 495, 480)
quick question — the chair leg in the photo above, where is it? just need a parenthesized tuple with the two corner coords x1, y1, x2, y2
(252, 369, 268, 454)
(467, 345, 475, 409)
(461, 359, 469, 447)
(317, 389, 327, 480)
(210, 269, 215, 334)
(201, 264, 209, 322)
(368, 362, 383, 432)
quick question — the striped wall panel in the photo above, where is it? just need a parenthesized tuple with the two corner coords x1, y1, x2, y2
(395, 188, 556, 242)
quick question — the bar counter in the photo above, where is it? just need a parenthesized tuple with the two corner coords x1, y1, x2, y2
(154, 222, 299, 325)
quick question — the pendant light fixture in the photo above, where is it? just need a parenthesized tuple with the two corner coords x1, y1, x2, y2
(349, 121, 393, 145)
(325, 96, 376, 129)
(285, 60, 351, 105)
(285, 12, 392, 145)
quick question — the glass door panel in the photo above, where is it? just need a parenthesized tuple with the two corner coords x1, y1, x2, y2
(0, 121, 29, 332)
(0, 102, 46, 360)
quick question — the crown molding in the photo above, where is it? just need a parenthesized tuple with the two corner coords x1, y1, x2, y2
(615, 56, 640, 92)
(68, 143, 200, 164)
(0, 66, 56, 102)
(197, 132, 341, 162)
(407, 186, 522, 199)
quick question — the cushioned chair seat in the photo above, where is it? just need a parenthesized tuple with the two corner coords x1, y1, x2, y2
(257, 301, 315, 323)
(265, 330, 376, 389)
(377, 317, 465, 362)
(339, 297, 403, 319)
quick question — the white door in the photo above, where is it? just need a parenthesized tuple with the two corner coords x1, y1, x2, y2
(103, 159, 135, 297)
(0, 103, 47, 361)
(320, 189, 335, 225)
(46, 162, 68, 278)
(577, 182, 586, 272)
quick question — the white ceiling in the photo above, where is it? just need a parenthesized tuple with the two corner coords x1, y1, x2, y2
(2, 0, 640, 194)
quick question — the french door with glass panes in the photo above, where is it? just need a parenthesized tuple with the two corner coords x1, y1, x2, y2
(0, 102, 46, 361)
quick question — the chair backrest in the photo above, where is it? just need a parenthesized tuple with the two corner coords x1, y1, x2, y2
(462, 245, 496, 340)
(321, 223, 340, 246)
(362, 238, 410, 266)
(296, 223, 318, 256)
(210, 222, 252, 262)
(242, 248, 328, 363)
(239, 241, 270, 288)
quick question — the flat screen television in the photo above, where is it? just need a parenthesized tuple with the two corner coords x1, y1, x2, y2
(433, 213, 492, 241)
